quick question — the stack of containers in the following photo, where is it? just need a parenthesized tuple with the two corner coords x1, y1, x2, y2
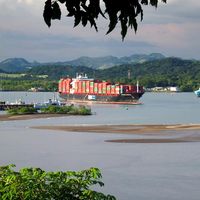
(98, 83, 102, 94)
(102, 81, 107, 94)
(106, 84, 111, 95)
(81, 81, 85, 93)
(111, 85, 116, 94)
(58, 79, 63, 93)
(94, 82, 98, 94)
(86, 81, 90, 93)
(74, 81, 79, 93)
(115, 85, 120, 94)
(90, 81, 94, 93)
(78, 80, 82, 93)
(65, 79, 71, 94)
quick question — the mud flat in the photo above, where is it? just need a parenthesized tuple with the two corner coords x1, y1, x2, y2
(32, 124, 200, 143)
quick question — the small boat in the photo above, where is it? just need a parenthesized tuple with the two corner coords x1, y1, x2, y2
(33, 98, 66, 109)
(194, 88, 200, 97)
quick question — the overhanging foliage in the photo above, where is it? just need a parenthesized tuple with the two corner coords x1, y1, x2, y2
(43, 0, 167, 40)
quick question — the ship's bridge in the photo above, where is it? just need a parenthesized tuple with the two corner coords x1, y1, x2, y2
(73, 73, 94, 81)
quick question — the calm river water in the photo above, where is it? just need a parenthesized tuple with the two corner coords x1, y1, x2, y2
(0, 92, 200, 200)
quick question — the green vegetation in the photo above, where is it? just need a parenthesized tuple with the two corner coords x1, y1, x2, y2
(0, 73, 26, 78)
(1, 57, 200, 92)
(7, 107, 37, 115)
(0, 164, 116, 200)
(6, 105, 91, 116)
(41, 105, 92, 115)
(0, 79, 57, 91)
(95, 58, 200, 91)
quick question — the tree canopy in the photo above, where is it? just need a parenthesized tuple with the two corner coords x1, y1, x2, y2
(0, 164, 116, 200)
(43, 0, 167, 40)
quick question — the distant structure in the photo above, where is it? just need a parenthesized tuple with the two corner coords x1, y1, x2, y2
(128, 70, 131, 79)
(148, 86, 180, 92)
(167, 86, 180, 92)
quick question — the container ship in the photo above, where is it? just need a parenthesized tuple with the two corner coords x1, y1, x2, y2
(58, 74, 145, 104)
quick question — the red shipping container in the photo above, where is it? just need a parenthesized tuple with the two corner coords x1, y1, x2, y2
(67, 82, 70, 93)
(86, 81, 90, 87)
(94, 83, 98, 94)
(111, 86, 116, 94)
(98, 83, 102, 94)
(106, 85, 111, 95)
(82, 81, 86, 93)
(86, 81, 90, 93)
(63, 80, 67, 93)
(78, 81, 82, 93)
(90, 86, 94, 94)
(102, 82, 108, 88)
(115, 86, 120, 94)
(74, 82, 79, 93)
(58, 79, 63, 92)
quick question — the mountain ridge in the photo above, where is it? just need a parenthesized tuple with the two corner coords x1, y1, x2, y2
(0, 53, 165, 72)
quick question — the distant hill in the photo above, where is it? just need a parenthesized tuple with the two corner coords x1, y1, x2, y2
(27, 57, 200, 80)
(52, 53, 165, 69)
(26, 57, 200, 91)
(0, 69, 6, 73)
(0, 58, 32, 72)
(0, 53, 165, 72)
(2, 57, 200, 91)
(27, 65, 96, 80)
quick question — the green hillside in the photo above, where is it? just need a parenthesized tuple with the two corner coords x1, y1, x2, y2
(1, 57, 200, 92)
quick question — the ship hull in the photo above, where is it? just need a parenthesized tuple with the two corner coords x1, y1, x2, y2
(59, 93, 144, 104)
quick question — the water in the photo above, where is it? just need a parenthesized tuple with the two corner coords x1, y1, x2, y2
(0, 91, 200, 200)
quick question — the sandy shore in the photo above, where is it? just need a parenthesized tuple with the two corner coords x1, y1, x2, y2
(1, 113, 200, 143)
(32, 124, 200, 143)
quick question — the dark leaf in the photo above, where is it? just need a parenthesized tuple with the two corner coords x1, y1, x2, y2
(89, 18, 98, 31)
(119, 14, 128, 40)
(132, 18, 138, 32)
(52, 1, 61, 20)
(150, 0, 158, 7)
(81, 12, 88, 27)
(43, 0, 52, 27)
(74, 13, 82, 27)
(106, 12, 118, 35)
(58, 0, 66, 3)
(141, 0, 148, 5)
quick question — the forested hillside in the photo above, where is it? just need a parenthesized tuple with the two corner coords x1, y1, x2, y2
(1, 57, 200, 92)
(96, 58, 200, 91)
(26, 57, 200, 91)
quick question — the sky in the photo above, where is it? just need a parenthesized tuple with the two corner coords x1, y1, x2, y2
(0, 0, 200, 62)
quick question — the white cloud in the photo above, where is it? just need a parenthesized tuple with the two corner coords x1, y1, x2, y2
(17, 0, 33, 4)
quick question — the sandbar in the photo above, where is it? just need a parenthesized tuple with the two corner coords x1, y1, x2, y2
(32, 124, 200, 143)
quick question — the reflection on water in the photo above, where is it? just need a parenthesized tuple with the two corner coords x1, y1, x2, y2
(0, 92, 200, 200)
